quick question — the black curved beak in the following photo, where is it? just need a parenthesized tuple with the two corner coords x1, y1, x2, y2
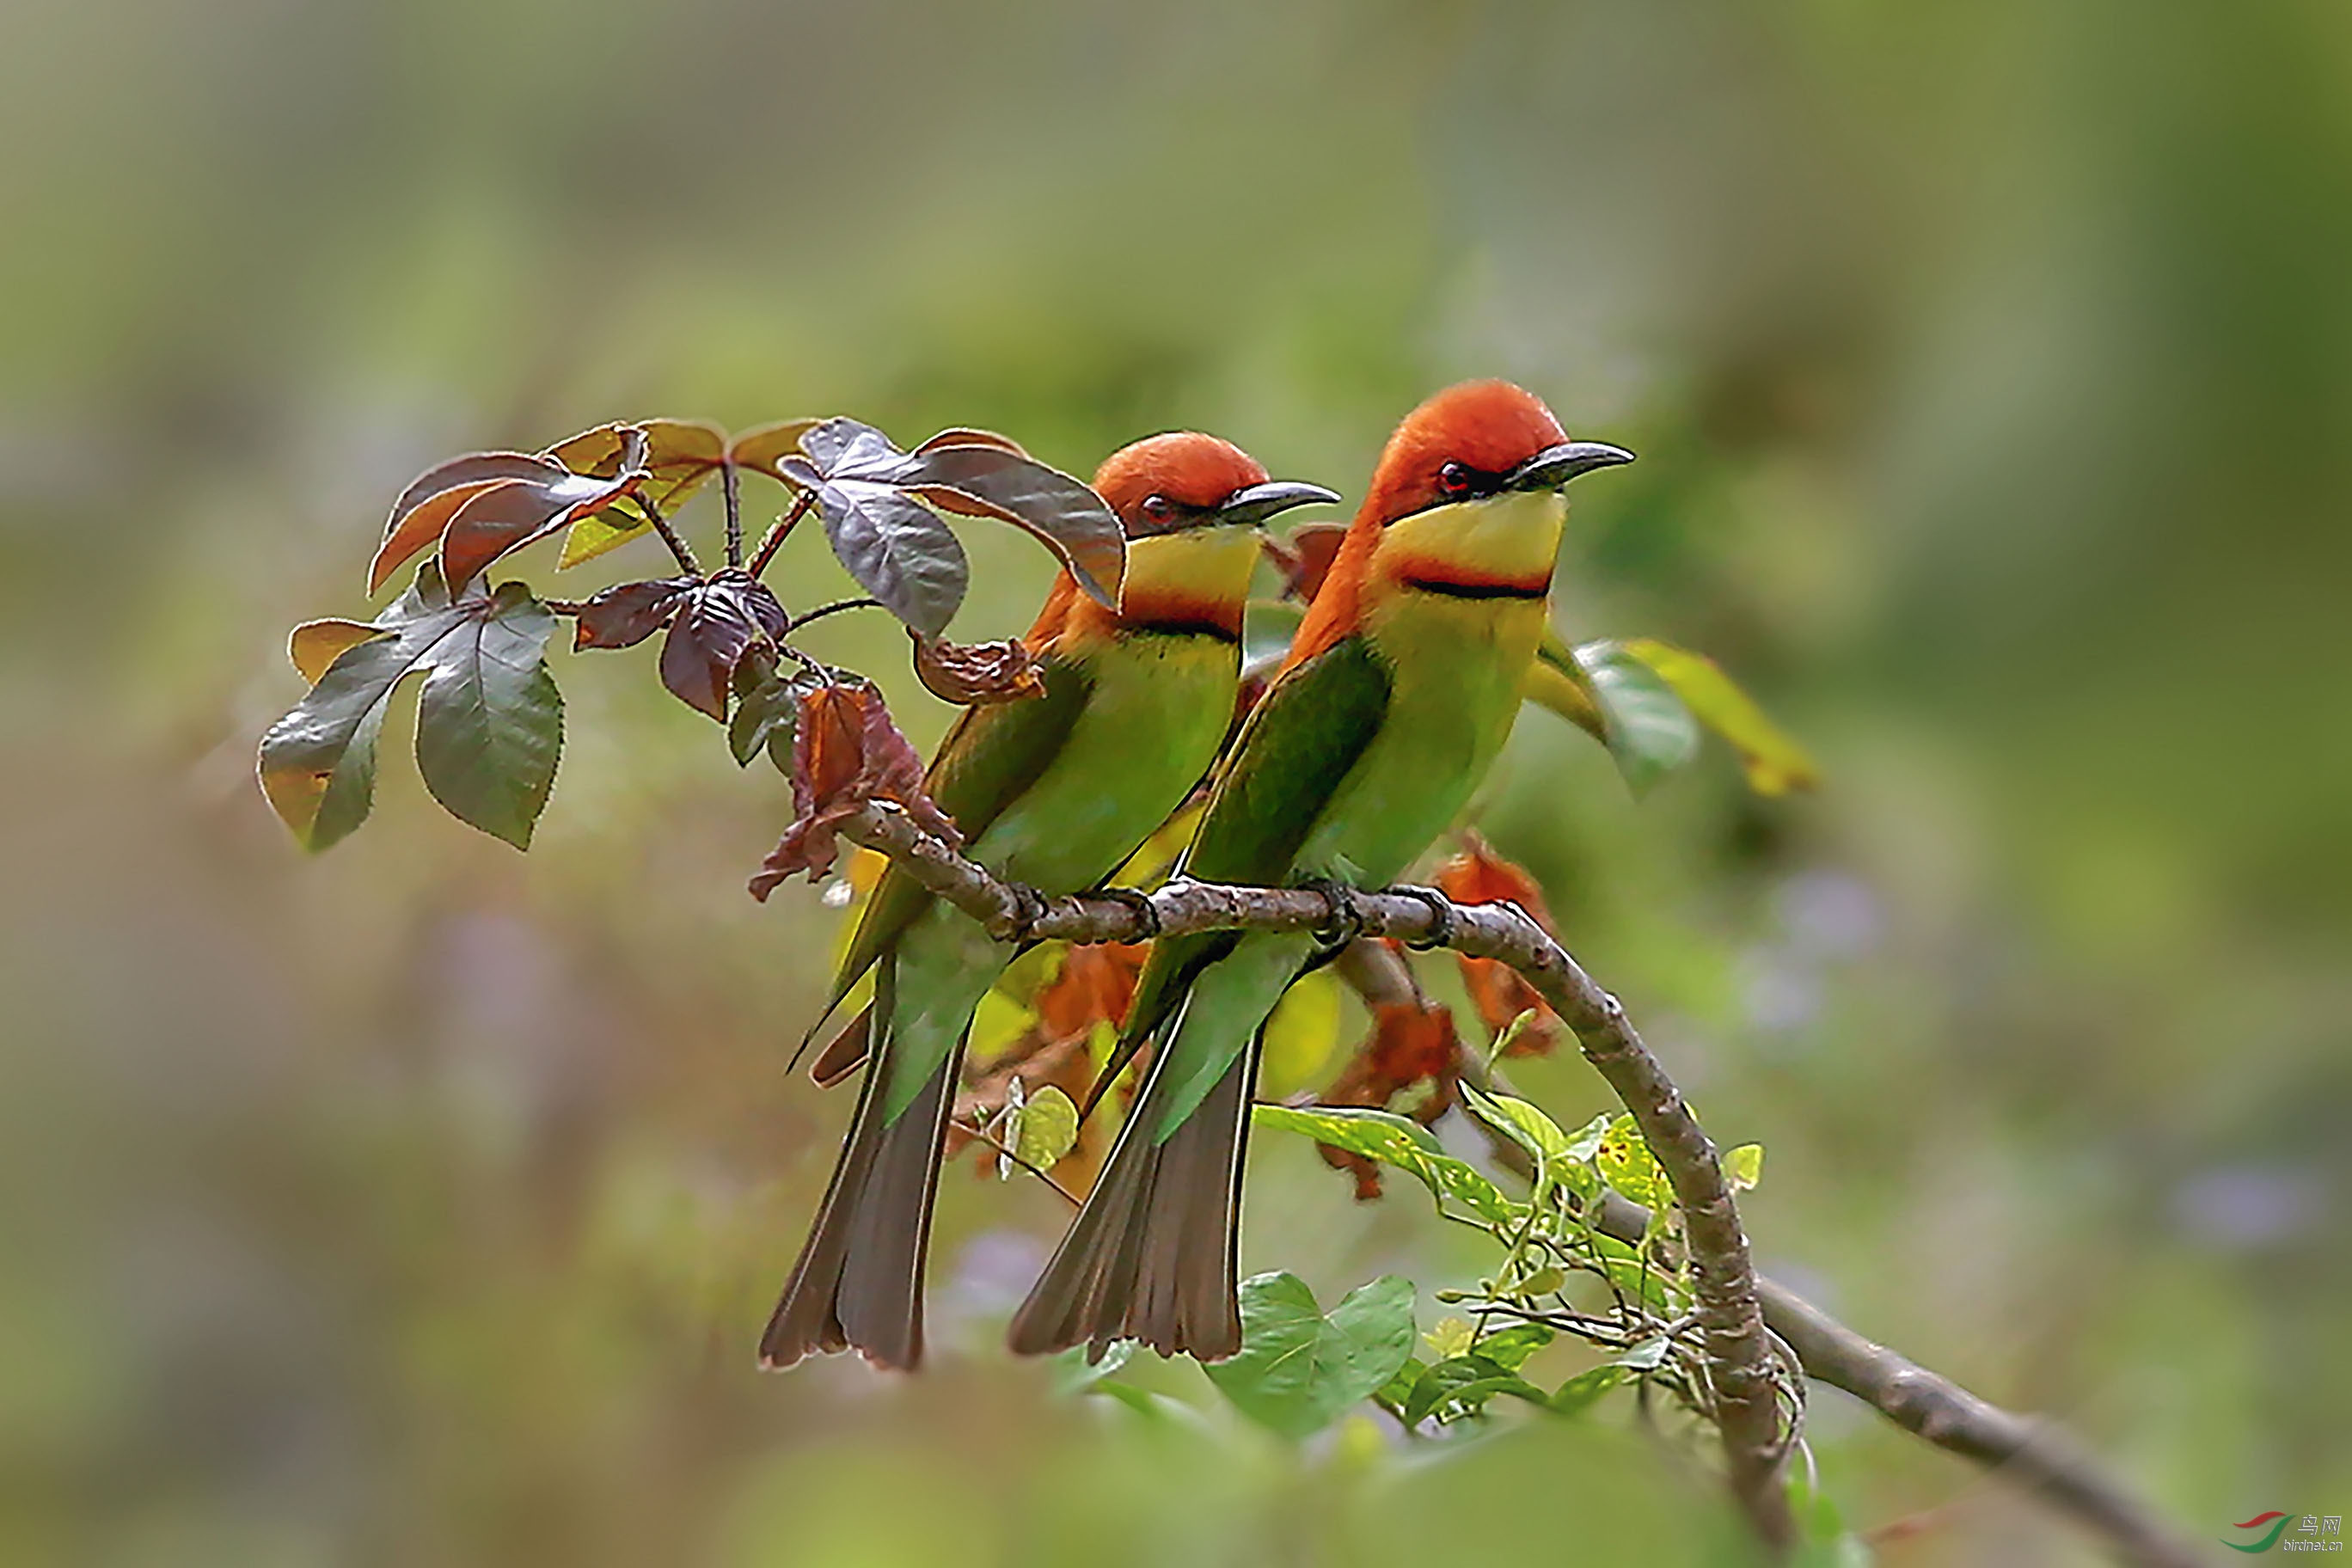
(1510, 440, 1635, 492)
(1216, 479, 1343, 528)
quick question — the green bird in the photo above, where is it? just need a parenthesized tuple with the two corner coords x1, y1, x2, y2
(761, 433, 1336, 1371)
(1008, 381, 1632, 1362)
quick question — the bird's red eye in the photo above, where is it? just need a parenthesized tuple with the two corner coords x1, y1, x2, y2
(1142, 493, 1174, 523)
(1436, 462, 1473, 499)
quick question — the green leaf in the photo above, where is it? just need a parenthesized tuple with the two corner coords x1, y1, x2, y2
(1620, 638, 1820, 797)
(1460, 1083, 1571, 1169)
(1375, 1355, 1428, 1412)
(1049, 1339, 1133, 1395)
(1253, 1105, 1515, 1223)
(1724, 1142, 1765, 1192)
(1597, 1112, 1673, 1214)
(1402, 1354, 1550, 1427)
(1473, 1321, 1555, 1371)
(1204, 1272, 1417, 1440)
(1008, 1083, 1080, 1172)
(259, 563, 563, 851)
(1574, 639, 1701, 797)
(729, 660, 799, 768)
(1550, 1363, 1629, 1417)
(413, 582, 561, 847)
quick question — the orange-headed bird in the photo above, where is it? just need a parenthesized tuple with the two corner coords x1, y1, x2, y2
(762, 435, 1335, 1371)
(1008, 382, 1632, 1362)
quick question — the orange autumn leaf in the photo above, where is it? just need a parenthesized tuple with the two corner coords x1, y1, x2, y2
(1433, 832, 1565, 1056)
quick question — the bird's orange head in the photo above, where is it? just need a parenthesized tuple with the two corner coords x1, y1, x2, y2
(1028, 432, 1338, 645)
(1286, 381, 1632, 665)
(1357, 380, 1626, 528)
(1093, 433, 1335, 537)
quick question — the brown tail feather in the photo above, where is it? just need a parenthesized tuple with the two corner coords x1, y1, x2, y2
(1006, 1042, 1257, 1363)
(759, 1025, 961, 1372)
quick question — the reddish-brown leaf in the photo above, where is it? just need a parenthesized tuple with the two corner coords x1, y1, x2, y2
(1034, 942, 1147, 1043)
(910, 631, 1047, 706)
(570, 577, 695, 651)
(748, 682, 962, 895)
(440, 469, 643, 593)
(1433, 832, 1565, 1055)
(914, 427, 1030, 458)
(1314, 1001, 1462, 1200)
(658, 573, 788, 720)
(371, 469, 542, 593)
(1266, 521, 1351, 602)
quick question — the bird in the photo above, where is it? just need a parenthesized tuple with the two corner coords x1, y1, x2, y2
(1007, 380, 1632, 1363)
(759, 433, 1337, 1371)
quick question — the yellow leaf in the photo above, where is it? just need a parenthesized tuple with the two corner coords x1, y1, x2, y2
(1723, 1142, 1765, 1192)
(1621, 639, 1821, 796)
(1423, 1316, 1476, 1360)
(966, 989, 1038, 1067)
(1260, 969, 1343, 1097)
(1011, 1084, 1081, 1171)
(288, 619, 382, 685)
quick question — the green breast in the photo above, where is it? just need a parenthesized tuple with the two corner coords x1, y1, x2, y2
(1296, 591, 1549, 885)
(964, 629, 1237, 891)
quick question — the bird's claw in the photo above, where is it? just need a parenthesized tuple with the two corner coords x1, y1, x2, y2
(1387, 884, 1459, 951)
(1097, 885, 1162, 940)
(1003, 880, 1050, 944)
(1298, 875, 1366, 947)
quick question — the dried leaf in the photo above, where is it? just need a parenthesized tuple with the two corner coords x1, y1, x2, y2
(1432, 834, 1566, 1055)
(1316, 1001, 1461, 1199)
(910, 631, 1046, 706)
(1267, 521, 1350, 602)
(748, 681, 961, 894)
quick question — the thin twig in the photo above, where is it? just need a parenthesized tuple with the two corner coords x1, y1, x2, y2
(723, 459, 744, 569)
(640, 493, 701, 578)
(751, 487, 816, 579)
(952, 1118, 1083, 1208)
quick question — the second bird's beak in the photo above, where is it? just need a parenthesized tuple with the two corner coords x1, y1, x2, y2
(1215, 480, 1342, 528)
(1510, 441, 1636, 492)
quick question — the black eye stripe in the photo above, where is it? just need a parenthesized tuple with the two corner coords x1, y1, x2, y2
(1439, 463, 1509, 499)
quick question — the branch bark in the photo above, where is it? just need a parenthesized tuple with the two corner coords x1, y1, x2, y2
(836, 800, 1794, 1548)
(1333, 940, 2202, 1568)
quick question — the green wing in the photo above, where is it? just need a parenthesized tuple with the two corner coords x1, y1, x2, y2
(1111, 635, 1392, 1064)
(819, 652, 1093, 1019)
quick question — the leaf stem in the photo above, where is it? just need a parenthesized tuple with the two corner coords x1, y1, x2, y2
(787, 597, 885, 634)
(640, 493, 701, 578)
(750, 488, 816, 579)
(952, 1118, 1082, 1207)
(723, 460, 744, 569)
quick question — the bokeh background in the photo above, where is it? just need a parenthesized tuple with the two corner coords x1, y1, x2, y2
(7, 1, 2349, 1563)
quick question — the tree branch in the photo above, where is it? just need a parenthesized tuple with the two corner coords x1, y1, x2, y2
(1328, 943, 2202, 1568)
(834, 800, 1794, 1548)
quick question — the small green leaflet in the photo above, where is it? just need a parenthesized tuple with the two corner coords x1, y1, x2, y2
(1253, 1104, 1514, 1222)
(1204, 1272, 1417, 1440)
(260, 562, 561, 851)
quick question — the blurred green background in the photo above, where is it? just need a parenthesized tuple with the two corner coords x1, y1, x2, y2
(6, 1, 2349, 1563)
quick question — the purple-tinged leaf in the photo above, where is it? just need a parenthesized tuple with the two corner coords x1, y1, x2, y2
(571, 577, 697, 651)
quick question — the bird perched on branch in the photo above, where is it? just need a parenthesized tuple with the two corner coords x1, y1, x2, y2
(1008, 380, 1632, 1363)
(761, 435, 1336, 1371)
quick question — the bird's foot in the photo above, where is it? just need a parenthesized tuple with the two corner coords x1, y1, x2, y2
(1385, 883, 1460, 951)
(1296, 875, 1366, 947)
(1095, 885, 1162, 940)
(1002, 880, 1051, 944)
